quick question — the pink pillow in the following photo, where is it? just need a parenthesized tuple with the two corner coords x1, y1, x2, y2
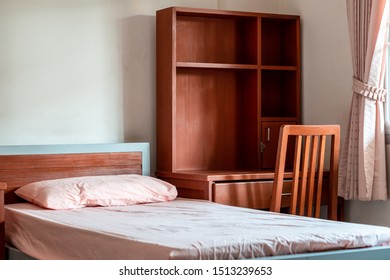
(15, 174, 177, 210)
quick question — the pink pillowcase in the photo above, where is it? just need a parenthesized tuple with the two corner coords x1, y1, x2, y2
(15, 174, 177, 210)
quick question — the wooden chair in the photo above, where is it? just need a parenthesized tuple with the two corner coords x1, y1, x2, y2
(270, 125, 340, 220)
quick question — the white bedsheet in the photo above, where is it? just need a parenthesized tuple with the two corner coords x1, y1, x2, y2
(5, 198, 390, 260)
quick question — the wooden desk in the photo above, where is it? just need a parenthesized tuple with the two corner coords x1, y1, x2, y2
(157, 170, 295, 209)
(157, 170, 343, 218)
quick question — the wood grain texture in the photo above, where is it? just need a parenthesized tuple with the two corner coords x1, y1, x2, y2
(0, 152, 142, 204)
(156, 7, 300, 174)
(213, 180, 292, 209)
(156, 7, 304, 220)
(156, 7, 174, 172)
(270, 125, 340, 220)
(175, 68, 247, 170)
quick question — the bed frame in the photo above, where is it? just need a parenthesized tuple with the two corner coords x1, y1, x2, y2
(1, 143, 390, 260)
(0, 142, 149, 259)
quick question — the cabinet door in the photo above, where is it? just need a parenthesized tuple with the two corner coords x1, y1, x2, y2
(261, 121, 295, 169)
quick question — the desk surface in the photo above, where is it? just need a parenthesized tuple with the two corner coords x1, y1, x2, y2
(156, 169, 295, 182)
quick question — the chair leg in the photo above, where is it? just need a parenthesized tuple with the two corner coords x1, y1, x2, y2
(337, 197, 345, 221)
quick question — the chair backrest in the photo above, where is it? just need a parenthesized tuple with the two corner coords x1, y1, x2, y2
(270, 125, 340, 220)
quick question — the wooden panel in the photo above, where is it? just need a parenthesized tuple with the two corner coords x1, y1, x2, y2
(261, 17, 299, 66)
(156, 8, 174, 172)
(213, 181, 291, 209)
(212, 177, 337, 213)
(156, 169, 279, 181)
(157, 177, 212, 201)
(175, 68, 238, 170)
(175, 68, 259, 170)
(239, 70, 260, 169)
(0, 152, 142, 204)
(176, 15, 257, 64)
(0, 153, 141, 170)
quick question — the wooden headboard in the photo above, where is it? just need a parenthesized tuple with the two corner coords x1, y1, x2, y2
(0, 142, 149, 259)
(0, 142, 150, 204)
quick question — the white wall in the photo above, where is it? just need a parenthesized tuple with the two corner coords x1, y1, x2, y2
(0, 0, 124, 144)
(1, 0, 389, 226)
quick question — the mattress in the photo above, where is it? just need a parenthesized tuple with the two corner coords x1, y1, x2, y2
(5, 198, 390, 260)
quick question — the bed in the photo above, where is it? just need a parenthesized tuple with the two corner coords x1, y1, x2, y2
(1, 143, 390, 260)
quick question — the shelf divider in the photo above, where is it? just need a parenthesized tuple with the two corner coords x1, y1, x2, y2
(176, 62, 259, 70)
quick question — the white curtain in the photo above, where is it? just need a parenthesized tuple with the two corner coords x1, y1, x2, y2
(338, 0, 389, 200)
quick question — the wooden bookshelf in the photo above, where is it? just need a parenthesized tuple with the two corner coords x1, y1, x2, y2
(156, 7, 301, 209)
